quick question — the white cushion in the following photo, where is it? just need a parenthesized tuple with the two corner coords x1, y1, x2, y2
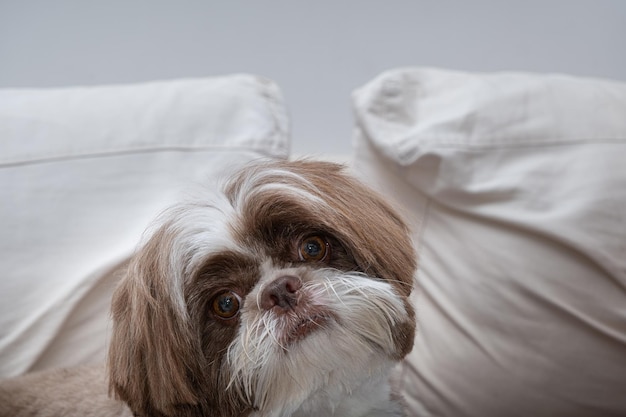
(353, 67, 626, 416)
(0, 75, 289, 377)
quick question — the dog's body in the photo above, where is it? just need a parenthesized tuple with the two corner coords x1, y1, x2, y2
(0, 365, 131, 417)
(1, 160, 417, 417)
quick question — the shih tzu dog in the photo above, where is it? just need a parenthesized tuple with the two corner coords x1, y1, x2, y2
(0, 160, 417, 417)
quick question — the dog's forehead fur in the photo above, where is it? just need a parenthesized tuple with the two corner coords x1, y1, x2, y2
(224, 160, 416, 295)
(108, 160, 417, 417)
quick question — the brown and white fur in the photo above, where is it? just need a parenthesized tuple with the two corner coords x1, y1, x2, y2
(0, 160, 417, 417)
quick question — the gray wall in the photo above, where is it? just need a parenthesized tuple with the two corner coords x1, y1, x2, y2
(2, 1, 625, 155)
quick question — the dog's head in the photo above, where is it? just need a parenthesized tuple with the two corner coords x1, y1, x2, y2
(108, 160, 417, 417)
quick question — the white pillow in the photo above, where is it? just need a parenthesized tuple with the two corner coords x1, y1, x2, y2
(352, 68, 626, 416)
(0, 75, 289, 377)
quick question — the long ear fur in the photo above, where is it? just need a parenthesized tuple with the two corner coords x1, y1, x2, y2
(108, 225, 206, 417)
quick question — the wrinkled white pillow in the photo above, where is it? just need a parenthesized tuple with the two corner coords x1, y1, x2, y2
(353, 68, 626, 416)
(0, 75, 289, 377)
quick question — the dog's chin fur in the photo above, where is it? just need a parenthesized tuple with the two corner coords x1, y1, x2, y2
(228, 270, 410, 417)
(0, 160, 417, 417)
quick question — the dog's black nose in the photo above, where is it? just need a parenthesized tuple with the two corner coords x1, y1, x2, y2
(260, 275, 302, 311)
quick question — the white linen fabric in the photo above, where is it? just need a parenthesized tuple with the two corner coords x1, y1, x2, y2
(0, 75, 289, 377)
(352, 67, 626, 416)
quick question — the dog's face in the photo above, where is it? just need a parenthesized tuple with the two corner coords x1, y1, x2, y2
(108, 160, 416, 417)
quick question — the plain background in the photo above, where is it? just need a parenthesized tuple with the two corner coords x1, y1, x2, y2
(1, 0, 625, 155)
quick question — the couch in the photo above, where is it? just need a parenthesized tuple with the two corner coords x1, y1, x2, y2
(1, 67, 625, 416)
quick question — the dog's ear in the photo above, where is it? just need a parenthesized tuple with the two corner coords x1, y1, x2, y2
(108, 225, 205, 417)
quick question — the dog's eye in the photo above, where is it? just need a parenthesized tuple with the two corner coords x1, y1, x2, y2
(298, 236, 329, 262)
(212, 291, 241, 319)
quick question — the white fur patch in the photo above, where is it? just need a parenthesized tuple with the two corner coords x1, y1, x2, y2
(226, 268, 408, 417)
(152, 193, 241, 316)
(229, 166, 329, 210)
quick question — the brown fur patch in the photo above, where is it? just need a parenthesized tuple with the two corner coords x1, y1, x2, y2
(108, 225, 254, 417)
